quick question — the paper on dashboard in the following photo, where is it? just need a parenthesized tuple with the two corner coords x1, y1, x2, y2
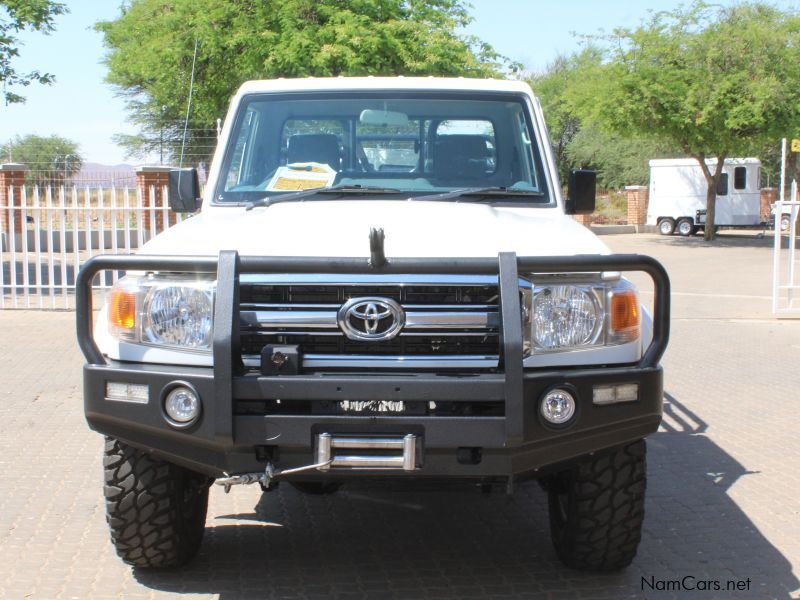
(266, 163, 336, 191)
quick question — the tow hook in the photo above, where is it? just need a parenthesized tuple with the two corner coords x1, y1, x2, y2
(215, 460, 333, 493)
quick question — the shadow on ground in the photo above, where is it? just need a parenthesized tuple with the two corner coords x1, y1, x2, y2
(650, 230, 799, 250)
(134, 393, 799, 599)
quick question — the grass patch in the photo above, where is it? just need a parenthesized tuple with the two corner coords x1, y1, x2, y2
(593, 189, 627, 224)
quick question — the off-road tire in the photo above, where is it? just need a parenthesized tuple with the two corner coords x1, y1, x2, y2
(546, 439, 646, 571)
(103, 437, 212, 568)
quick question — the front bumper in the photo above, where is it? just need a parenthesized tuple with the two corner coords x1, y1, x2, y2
(85, 361, 663, 479)
(77, 252, 670, 480)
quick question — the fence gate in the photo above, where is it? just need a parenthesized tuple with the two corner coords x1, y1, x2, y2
(772, 185, 800, 316)
(1, 184, 188, 310)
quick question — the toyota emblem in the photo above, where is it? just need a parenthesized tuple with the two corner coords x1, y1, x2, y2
(337, 297, 405, 341)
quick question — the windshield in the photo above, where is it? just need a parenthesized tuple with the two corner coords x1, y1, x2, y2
(215, 91, 551, 205)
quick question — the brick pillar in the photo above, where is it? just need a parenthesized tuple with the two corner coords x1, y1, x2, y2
(625, 185, 649, 226)
(760, 187, 777, 222)
(0, 163, 28, 235)
(135, 166, 173, 232)
(572, 213, 594, 227)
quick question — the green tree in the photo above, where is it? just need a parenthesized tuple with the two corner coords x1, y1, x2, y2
(97, 0, 516, 164)
(2, 134, 83, 185)
(529, 50, 682, 188)
(565, 125, 681, 188)
(528, 50, 600, 182)
(574, 2, 800, 240)
(1, 0, 67, 104)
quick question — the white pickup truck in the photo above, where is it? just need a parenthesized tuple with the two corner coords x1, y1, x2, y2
(76, 77, 670, 572)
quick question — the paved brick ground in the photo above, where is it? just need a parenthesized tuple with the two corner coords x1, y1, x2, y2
(0, 232, 798, 599)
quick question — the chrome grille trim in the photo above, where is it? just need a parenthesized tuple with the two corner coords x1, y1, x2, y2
(242, 330, 493, 337)
(406, 311, 498, 329)
(242, 354, 499, 369)
(239, 273, 501, 285)
(242, 309, 498, 330)
(242, 310, 339, 329)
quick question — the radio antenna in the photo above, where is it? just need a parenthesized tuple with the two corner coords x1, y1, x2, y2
(178, 37, 199, 171)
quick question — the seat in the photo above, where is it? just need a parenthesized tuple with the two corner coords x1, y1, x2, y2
(286, 134, 342, 169)
(433, 135, 491, 181)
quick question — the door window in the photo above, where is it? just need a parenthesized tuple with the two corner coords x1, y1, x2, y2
(716, 173, 729, 196)
(733, 166, 747, 190)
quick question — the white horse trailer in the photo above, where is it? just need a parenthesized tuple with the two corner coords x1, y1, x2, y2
(646, 158, 762, 235)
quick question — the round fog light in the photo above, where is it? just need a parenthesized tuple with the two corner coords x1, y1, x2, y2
(540, 388, 576, 426)
(164, 385, 201, 425)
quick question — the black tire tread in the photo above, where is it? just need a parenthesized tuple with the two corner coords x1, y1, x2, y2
(103, 437, 211, 568)
(548, 439, 646, 571)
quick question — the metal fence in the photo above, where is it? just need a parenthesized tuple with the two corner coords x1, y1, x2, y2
(1, 184, 188, 309)
(23, 170, 138, 189)
(772, 196, 800, 316)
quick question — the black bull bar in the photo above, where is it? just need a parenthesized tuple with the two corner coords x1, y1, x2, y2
(76, 252, 670, 449)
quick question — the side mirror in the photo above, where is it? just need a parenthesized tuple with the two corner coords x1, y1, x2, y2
(168, 168, 201, 213)
(566, 169, 596, 215)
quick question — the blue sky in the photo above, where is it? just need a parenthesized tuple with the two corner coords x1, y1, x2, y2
(1, 0, 795, 164)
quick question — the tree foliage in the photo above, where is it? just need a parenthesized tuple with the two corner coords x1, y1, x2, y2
(0, 0, 67, 104)
(529, 50, 681, 188)
(1, 134, 82, 185)
(572, 2, 800, 239)
(565, 126, 680, 189)
(527, 50, 597, 183)
(97, 0, 517, 164)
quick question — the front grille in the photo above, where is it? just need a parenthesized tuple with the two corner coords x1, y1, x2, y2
(240, 283, 499, 305)
(240, 333, 498, 356)
(239, 278, 500, 371)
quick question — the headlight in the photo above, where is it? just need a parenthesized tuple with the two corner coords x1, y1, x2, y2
(106, 276, 216, 351)
(524, 277, 640, 353)
(142, 283, 214, 349)
(533, 285, 601, 349)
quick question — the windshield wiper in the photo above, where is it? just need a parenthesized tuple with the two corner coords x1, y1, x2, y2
(246, 184, 402, 210)
(411, 187, 545, 203)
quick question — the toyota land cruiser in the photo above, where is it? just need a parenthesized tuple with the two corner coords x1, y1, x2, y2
(76, 77, 669, 572)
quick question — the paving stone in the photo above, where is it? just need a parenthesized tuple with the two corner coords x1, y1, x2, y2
(0, 233, 798, 598)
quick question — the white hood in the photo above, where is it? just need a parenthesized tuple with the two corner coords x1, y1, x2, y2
(141, 200, 608, 258)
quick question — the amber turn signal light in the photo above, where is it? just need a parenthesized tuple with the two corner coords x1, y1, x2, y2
(610, 290, 639, 332)
(109, 290, 136, 330)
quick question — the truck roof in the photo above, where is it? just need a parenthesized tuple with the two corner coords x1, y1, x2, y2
(236, 77, 533, 96)
(649, 157, 761, 167)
